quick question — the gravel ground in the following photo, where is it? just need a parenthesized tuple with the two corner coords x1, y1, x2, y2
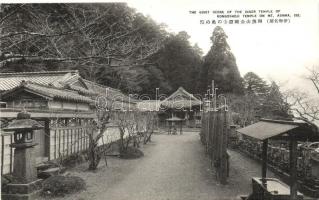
(36, 131, 278, 200)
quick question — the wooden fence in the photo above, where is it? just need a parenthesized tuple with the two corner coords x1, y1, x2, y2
(200, 109, 230, 184)
(0, 110, 154, 175)
(49, 125, 130, 161)
(0, 125, 133, 175)
(49, 126, 90, 160)
(0, 126, 91, 175)
(0, 134, 13, 175)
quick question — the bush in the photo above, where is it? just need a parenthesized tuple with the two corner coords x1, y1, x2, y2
(120, 146, 144, 159)
(41, 175, 86, 197)
(62, 153, 87, 168)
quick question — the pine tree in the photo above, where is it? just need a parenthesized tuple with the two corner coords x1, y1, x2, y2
(198, 26, 244, 94)
(261, 81, 290, 119)
(243, 72, 269, 96)
(150, 31, 202, 94)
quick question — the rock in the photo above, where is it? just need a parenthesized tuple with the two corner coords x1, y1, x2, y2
(38, 167, 63, 179)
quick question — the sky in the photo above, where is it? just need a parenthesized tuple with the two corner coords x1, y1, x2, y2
(125, 0, 319, 93)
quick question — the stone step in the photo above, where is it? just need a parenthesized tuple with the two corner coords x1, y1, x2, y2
(36, 163, 52, 172)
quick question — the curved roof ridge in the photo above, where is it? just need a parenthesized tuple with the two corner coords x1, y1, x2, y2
(0, 70, 79, 77)
(164, 87, 201, 102)
(2, 81, 94, 103)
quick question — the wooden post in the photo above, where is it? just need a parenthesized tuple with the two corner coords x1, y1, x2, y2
(83, 129, 85, 151)
(262, 139, 268, 183)
(72, 129, 74, 154)
(289, 138, 298, 200)
(44, 120, 50, 160)
(10, 135, 13, 173)
(1, 135, 4, 175)
(63, 130, 65, 156)
(208, 112, 211, 154)
(209, 111, 213, 159)
(77, 129, 80, 153)
(73, 129, 76, 153)
(220, 110, 228, 184)
(80, 129, 82, 151)
(58, 130, 61, 158)
(54, 130, 57, 159)
(69, 129, 72, 155)
(213, 111, 218, 161)
(82, 129, 85, 151)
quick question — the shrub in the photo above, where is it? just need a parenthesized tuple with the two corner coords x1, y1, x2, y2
(41, 175, 86, 197)
(119, 146, 144, 159)
(61, 153, 86, 168)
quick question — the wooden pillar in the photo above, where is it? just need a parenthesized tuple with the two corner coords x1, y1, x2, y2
(10, 135, 13, 173)
(77, 130, 80, 153)
(58, 130, 61, 157)
(220, 110, 228, 185)
(44, 120, 50, 160)
(289, 138, 298, 200)
(262, 139, 268, 183)
(54, 130, 57, 159)
(206, 112, 210, 153)
(1, 135, 4, 175)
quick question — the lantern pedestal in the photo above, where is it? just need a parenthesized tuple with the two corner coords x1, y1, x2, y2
(12, 143, 38, 183)
(2, 179, 43, 200)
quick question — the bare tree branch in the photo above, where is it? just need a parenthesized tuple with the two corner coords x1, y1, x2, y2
(0, 4, 26, 25)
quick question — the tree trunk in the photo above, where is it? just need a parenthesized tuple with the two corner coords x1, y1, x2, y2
(88, 137, 101, 171)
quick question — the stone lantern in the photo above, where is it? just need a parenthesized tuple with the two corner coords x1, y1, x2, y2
(2, 111, 44, 200)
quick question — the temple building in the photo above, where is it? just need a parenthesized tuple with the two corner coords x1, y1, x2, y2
(0, 70, 136, 175)
(160, 87, 202, 128)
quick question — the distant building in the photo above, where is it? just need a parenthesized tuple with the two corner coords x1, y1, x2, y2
(136, 87, 202, 128)
(136, 100, 161, 112)
(161, 87, 202, 128)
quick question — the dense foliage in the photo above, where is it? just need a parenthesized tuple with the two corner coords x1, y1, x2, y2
(197, 26, 244, 94)
(0, 4, 201, 96)
(149, 31, 202, 95)
(229, 72, 291, 126)
(0, 3, 166, 92)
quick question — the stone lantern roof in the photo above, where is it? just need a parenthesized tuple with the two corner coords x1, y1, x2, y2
(3, 111, 43, 132)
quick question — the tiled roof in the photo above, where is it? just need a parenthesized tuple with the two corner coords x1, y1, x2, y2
(0, 70, 79, 91)
(1, 81, 94, 104)
(136, 100, 161, 111)
(66, 84, 98, 96)
(165, 87, 201, 102)
(161, 87, 202, 109)
(0, 70, 137, 105)
(82, 79, 137, 103)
